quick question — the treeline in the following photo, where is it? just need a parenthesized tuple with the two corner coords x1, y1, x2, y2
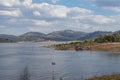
(46, 32, 120, 50)
(0, 38, 13, 43)
(94, 32, 120, 43)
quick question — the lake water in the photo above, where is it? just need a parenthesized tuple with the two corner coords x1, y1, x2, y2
(0, 42, 120, 80)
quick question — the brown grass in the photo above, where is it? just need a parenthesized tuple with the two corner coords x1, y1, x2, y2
(44, 42, 120, 52)
(92, 42, 120, 52)
(87, 74, 120, 80)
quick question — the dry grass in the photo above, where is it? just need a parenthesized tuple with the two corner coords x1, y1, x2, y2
(92, 42, 120, 52)
(87, 74, 120, 80)
(44, 42, 120, 52)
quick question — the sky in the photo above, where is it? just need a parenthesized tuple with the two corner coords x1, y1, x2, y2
(0, 0, 120, 35)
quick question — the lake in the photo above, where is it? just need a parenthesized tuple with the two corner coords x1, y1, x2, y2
(0, 42, 120, 80)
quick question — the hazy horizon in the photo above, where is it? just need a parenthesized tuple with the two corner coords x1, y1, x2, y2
(0, 0, 120, 35)
(0, 29, 117, 36)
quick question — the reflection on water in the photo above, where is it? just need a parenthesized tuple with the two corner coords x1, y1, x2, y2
(105, 52, 120, 58)
(0, 42, 120, 80)
(19, 66, 30, 80)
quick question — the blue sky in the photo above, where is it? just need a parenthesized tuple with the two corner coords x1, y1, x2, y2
(0, 0, 120, 35)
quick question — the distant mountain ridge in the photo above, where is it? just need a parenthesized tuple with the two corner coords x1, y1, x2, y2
(0, 30, 119, 42)
(45, 30, 86, 41)
(19, 32, 46, 41)
(0, 34, 18, 42)
(79, 31, 112, 40)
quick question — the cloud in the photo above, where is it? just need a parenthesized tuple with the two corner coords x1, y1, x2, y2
(67, 7, 93, 18)
(33, 20, 52, 26)
(0, 0, 20, 7)
(0, 9, 22, 17)
(23, 0, 32, 6)
(0, 26, 6, 29)
(30, 3, 70, 18)
(33, 11, 41, 16)
(104, 7, 120, 12)
(94, 0, 120, 7)
(0, 0, 119, 34)
(91, 0, 120, 12)
(92, 15, 115, 24)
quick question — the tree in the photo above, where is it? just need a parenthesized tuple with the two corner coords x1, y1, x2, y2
(94, 32, 120, 43)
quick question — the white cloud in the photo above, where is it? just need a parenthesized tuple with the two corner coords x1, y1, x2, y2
(82, 24, 91, 29)
(68, 7, 93, 19)
(30, 3, 93, 19)
(0, 9, 22, 17)
(0, 0, 20, 7)
(33, 11, 41, 16)
(33, 20, 52, 26)
(31, 3, 70, 18)
(0, 0, 119, 34)
(104, 7, 120, 12)
(23, 0, 32, 6)
(89, 0, 120, 12)
(92, 15, 115, 24)
(49, 6, 69, 18)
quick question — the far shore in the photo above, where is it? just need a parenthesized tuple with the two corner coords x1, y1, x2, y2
(44, 42, 120, 52)
(87, 74, 120, 80)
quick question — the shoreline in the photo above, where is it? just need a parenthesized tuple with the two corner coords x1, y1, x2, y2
(45, 42, 120, 52)
(87, 74, 120, 80)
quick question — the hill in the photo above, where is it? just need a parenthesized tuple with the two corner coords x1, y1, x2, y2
(19, 32, 46, 41)
(0, 30, 119, 42)
(0, 34, 18, 42)
(78, 31, 112, 40)
(45, 30, 86, 41)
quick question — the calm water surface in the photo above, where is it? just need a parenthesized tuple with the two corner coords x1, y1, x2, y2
(0, 42, 120, 80)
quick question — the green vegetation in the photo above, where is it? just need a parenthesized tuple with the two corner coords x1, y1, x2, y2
(94, 32, 120, 43)
(88, 74, 120, 80)
(48, 40, 95, 50)
(46, 32, 120, 52)
(49, 42, 120, 52)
